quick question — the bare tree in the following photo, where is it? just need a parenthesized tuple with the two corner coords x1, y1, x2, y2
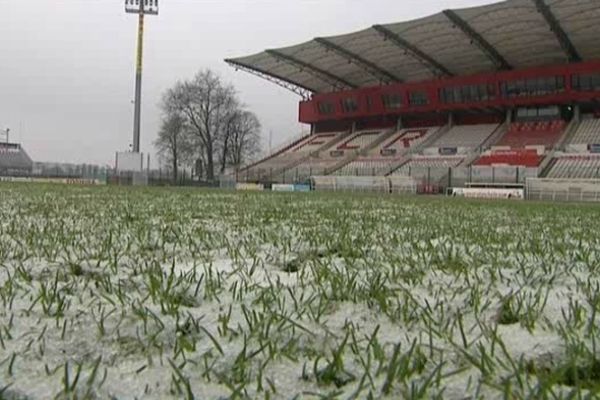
(158, 69, 262, 181)
(220, 110, 261, 172)
(154, 110, 190, 182)
(163, 70, 237, 181)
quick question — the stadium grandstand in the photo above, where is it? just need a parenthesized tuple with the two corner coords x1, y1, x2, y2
(227, 0, 600, 191)
(0, 142, 33, 176)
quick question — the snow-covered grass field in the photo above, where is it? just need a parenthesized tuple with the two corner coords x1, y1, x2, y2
(0, 184, 599, 399)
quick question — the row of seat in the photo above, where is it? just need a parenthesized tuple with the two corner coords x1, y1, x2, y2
(475, 150, 542, 167)
(244, 131, 348, 179)
(496, 120, 565, 149)
(378, 128, 436, 153)
(432, 124, 498, 149)
(282, 159, 339, 180)
(292, 132, 339, 153)
(243, 118, 600, 179)
(568, 118, 600, 145)
(333, 127, 438, 175)
(547, 156, 600, 179)
(334, 159, 401, 176)
(337, 131, 381, 150)
(392, 157, 464, 175)
(288, 131, 391, 177)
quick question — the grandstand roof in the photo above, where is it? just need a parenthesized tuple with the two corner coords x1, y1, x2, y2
(225, 0, 600, 96)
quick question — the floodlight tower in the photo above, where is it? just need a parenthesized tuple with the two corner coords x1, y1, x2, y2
(125, 0, 158, 153)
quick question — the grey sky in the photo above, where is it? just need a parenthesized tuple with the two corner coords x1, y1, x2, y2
(0, 0, 497, 166)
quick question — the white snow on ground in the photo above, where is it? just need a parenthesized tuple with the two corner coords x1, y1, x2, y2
(0, 186, 599, 399)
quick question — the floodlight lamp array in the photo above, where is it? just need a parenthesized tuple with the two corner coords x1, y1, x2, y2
(125, 0, 159, 15)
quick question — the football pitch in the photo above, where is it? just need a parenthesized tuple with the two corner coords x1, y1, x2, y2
(0, 184, 599, 399)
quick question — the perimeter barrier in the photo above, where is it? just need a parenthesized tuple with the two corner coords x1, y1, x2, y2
(310, 175, 416, 195)
(237, 165, 536, 193)
(526, 178, 600, 202)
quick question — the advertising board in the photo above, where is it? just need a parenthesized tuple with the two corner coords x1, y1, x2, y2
(272, 184, 295, 192)
(588, 144, 600, 154)
(236, 183, 264, 191)
(439, 147, 458, 156)
(451, 187, 524, 199)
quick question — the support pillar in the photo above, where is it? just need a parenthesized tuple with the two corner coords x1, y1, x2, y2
(448, 113, 454, 128)
(132, 3, 145, 153)
(505, 108, 513, 124)
(396, 116, 403, 131)
(573, 104, 581, 122)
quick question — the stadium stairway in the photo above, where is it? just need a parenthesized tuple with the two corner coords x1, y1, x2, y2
(383, 155, 411, 176)
(326, 155, 359, 175)
(266, 130, 359, 181)
(325, 127, 398, 174)
(413, 124, 452, 152)
(358, 128, 399, 156)
(272, 130, 354, 178)
(384, 124, 452, 175)
(242, 132, 310, 173)
(316, 130, 355, 155)
(240, 132, 321, 181)
(476, 122, 509, 151)
(540, 157, 559, 178)
(539, 118, 581, 177)
(554, 114, 581, 150)
(461, 122, 509, 166)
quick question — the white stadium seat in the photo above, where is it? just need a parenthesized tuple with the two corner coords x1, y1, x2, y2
(568, 117, 600, 145)
(547, 156, 600, 179)
(391, 157, 464, 176)
(334, 127, 438, 176)
(432, 124, 498, 149)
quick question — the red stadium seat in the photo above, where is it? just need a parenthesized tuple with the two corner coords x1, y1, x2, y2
(475, 149, 542, 167)
(496, 120, 565, 149)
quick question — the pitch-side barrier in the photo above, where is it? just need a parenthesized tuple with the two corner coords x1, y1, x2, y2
(526, 178, 600, 202)
(310, 176, 417, 194)
(450, 187, 524, 200)
(0, 176, 106, 185)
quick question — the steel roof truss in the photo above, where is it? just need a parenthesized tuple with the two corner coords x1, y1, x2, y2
(265, 49, 357, 90)
(372, 24, 453, 77)
(225, 59, 315, 99)
(313, 37, 403, 84)
(531, 0, 581, 62)
(443, 10, 512, 70)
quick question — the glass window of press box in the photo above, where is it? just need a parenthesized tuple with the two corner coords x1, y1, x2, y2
(516, 106, 560, 120)
(318, 102, 335, 115)
(500, 76, 565, 98)
(382, 93, 403, 110)
(571, 73, 600, 92)
(439, 84, 495, 104)
(409, 91, 429, 106)
(341, 97, 359, 113)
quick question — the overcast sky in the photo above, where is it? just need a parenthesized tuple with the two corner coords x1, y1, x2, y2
(0, 0, 497, 166)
